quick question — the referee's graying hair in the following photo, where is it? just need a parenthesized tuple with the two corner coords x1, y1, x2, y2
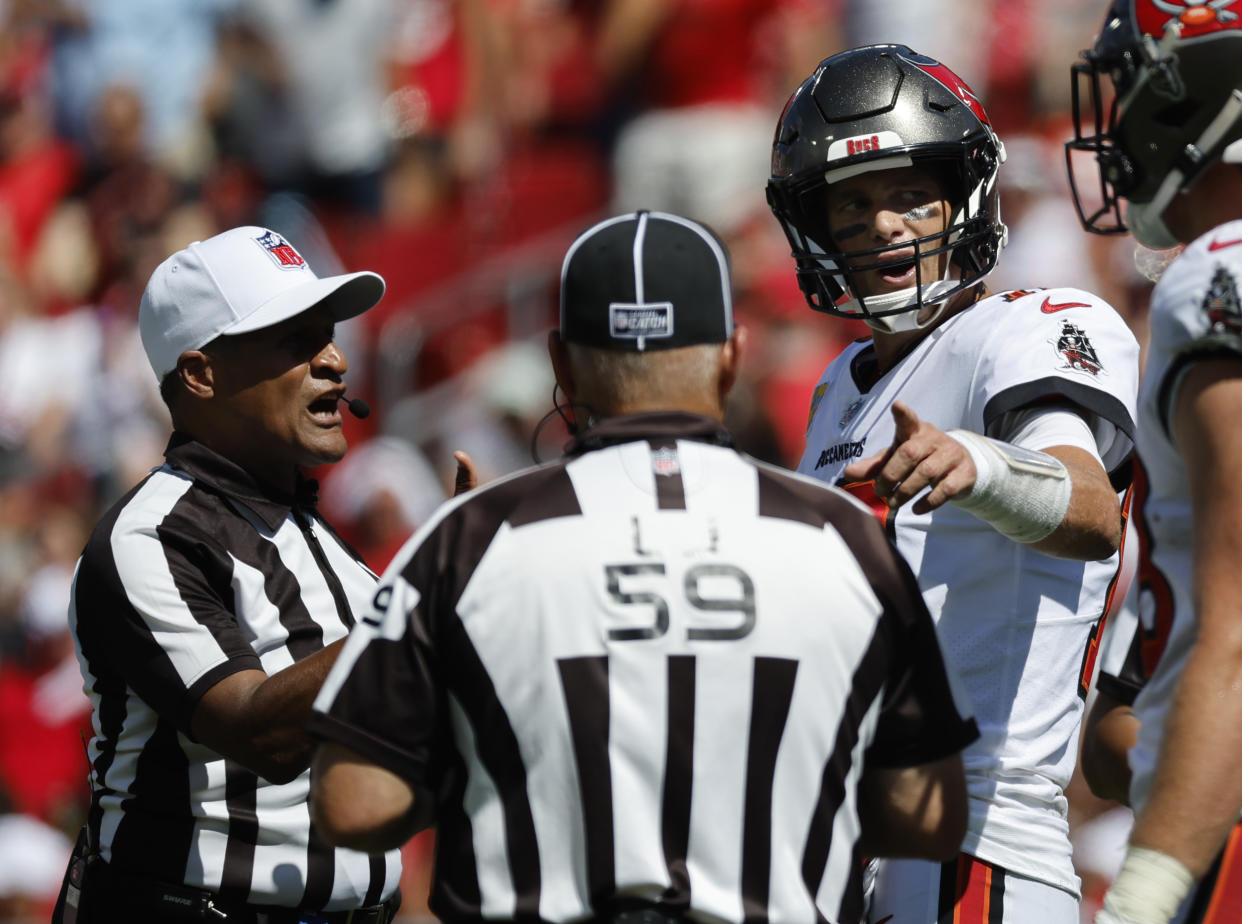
(564, 341, 727, 417)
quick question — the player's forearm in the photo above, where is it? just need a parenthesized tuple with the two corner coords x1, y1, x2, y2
(1135, 362, 1242, 873)
(1129, 636, 1242, 877)
(857, 754, 967, 860)
(1028, 446, 1121, 560)
(311, 743, 426, 851)
(946, 435, 1120, 560)
(1081, 695, 1138, 806)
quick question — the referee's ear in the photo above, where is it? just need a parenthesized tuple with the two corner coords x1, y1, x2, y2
(718, 325, 746, 406)
(547, 329, 576, 403)
(177, 350, 216, 401)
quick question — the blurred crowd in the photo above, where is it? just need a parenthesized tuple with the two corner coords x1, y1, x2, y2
(0, 0, 1162, 920)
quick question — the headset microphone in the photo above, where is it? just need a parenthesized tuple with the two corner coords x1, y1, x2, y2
(338, 393, 371, 420)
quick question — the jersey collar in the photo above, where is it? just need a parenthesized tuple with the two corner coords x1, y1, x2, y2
(565, 411, 734, 456)
(163, 432, 319, 530)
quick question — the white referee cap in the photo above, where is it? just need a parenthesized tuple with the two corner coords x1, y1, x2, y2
(139, 225, 385, 380)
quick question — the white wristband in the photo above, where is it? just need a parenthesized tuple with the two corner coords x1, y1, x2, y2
(1097, 847, 1194, 924)
(945, 429, 1072, 544)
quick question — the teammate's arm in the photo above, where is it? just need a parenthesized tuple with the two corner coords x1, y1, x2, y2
(1125, 357, 1242, 877)
(857, 753, 968, 860)
(311, 740, 430, 852)
(1081, 688, 1139, 806)
(843, 401, 1121, 560)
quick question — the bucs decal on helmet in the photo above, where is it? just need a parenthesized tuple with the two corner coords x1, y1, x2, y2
(1203, 265, 1242, 334)
(828, 131, 906, 161)
(1140, 0, 1240, 36)
(1052, 320, 1104, 376)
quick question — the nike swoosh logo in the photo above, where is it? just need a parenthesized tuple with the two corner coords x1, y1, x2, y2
(1041, 297, 1092, 313)
(1209, 237, 1242, 251)
(874, 917, 895, 924)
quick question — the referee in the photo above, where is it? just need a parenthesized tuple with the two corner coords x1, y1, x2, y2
(56, 227, 401, 922)
(308, 211, 977, 923)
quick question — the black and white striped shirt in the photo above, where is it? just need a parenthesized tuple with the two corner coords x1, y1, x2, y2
(69, 433, 401, 911)
(311, 413, 976, 923)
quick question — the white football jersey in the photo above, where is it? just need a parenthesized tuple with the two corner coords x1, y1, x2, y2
(1126, 221, 1242, 817)
(798, 287, 1140, 894)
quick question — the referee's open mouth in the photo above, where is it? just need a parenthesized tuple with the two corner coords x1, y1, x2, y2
(308, 394, 343, 425)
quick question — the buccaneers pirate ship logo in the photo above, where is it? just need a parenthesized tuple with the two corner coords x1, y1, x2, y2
(1203, 265, 1242, 334)
(1053, 320, 1104, 376)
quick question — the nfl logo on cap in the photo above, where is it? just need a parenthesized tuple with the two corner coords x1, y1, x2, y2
(255, 230, 306, 269)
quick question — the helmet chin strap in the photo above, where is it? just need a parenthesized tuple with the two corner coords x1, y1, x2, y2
(859, 280, 960, 333)
(1127, 199, 1180, 251)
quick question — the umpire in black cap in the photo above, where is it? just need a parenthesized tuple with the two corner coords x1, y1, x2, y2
(308, 208, 972, 923)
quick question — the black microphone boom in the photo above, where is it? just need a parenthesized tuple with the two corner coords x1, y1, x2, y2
(338, 393, 371, 419)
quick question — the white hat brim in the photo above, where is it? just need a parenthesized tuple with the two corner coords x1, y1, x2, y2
(221, 270, 385, 338)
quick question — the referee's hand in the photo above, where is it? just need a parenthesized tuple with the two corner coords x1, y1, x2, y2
(453, 451, 478, 496)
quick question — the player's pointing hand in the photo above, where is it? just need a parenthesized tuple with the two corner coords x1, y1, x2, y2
(842, 401, 979, 513)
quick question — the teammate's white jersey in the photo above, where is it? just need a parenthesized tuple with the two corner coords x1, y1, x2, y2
(798, 287, 1140, 895)
(1126, 221, 1242, 817)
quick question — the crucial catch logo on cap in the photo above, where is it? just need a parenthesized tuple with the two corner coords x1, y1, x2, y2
(610, 302, 674, 343)
(254, 230, 306, 269)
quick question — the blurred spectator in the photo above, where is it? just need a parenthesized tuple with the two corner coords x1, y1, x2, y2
(0, 813, 73, 924)
(320, 435, 446, 572)
(991, 132, 1105, 294)
(0, 505, 92, 831)
(0, 267, 100, 484)
(601, 0, 836, 238)
(847, 0, 991, 89)
(0, 34, 79, 282)
(39, 0, 238, 178)
(388, 337, 558, 484)
(233, 0, 396, 219)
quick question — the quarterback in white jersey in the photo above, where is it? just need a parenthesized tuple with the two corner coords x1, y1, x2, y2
(1065, 4, 1242, 921)
(769, 44, 1141, 922)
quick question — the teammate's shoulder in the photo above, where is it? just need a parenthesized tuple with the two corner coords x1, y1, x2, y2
(1182, 219, 1242, 264)
(1149, 221, 1242, 344)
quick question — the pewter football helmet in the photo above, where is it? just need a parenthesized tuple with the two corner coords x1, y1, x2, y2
(766, 45, 1007, 333)
(1066, 0, 1242, 248)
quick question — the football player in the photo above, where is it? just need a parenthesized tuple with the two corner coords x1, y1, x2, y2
(1065, 2, 1242, 922)
(767, 44, 1142, 923)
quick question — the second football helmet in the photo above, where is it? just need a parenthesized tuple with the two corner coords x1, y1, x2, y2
(766, 45, 1007, 333)
(1066, 0, 1242, 248)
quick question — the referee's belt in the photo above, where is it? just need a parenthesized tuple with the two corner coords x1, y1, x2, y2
(89, 860, 399, 923)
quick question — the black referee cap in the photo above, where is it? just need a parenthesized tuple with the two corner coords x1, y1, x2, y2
(559, 210, 734, 352)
